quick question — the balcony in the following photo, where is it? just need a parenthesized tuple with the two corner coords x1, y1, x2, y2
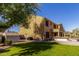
(53, 29, 59, 32)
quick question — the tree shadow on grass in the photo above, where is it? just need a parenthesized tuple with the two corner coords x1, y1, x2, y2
(11, 42, 58, 56)
(0, 49, 9, 53)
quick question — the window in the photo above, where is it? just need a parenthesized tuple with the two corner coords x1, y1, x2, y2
(45, 20, 49, 27)
(56, 25, 58, 29)
(46, 32, 49, 38)
(54, 32, 58, 36)
(54, 24, 58, 29)
(54, 24, 56, 28)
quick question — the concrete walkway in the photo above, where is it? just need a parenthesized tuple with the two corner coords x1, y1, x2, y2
(11, 40, 79, 46)
(56, 41, 79, 46)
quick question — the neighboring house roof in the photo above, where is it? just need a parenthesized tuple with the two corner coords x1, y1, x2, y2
(0, 32, 19, 36)
(58, 24, 65, 32)
(6, 32, 19, 36)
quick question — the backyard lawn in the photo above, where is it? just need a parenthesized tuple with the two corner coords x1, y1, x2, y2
(0, 42, 79, 56)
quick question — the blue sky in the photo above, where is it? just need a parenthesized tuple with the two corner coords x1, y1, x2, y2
(38, 3, 79, 31)
(1, 3, 79, 32)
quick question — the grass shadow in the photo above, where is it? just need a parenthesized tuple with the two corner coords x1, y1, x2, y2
(12, 42, 58, 56)
(0, 49, 9, 53)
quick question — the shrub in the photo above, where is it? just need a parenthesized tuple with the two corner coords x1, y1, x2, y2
(34, 37, 40, 41)
(6, 40, 12, 45)
(27, 37, 33, 40)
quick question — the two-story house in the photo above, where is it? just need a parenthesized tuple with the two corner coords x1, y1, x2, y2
(19, 15, 65, 40)
(19, 15, 54, 40)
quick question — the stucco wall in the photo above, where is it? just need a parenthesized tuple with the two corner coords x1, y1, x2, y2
(19, 15, 54, 39)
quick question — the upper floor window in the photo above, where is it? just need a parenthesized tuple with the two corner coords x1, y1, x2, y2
(45, 20, 49, 27)
(54, 24, 58, 29)
(54, 24, 56, 29)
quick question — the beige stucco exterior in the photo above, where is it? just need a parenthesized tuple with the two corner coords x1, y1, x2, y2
(19, 15, 54, 40)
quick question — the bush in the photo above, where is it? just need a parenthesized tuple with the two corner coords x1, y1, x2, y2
(6, 40, 12, 45)
(34, 37, 40, 41)
(19, 35, 26, 39)
(77, 39, 79, 41)
(27, 37, 33, 40)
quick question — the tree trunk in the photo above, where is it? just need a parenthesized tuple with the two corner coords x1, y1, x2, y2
(0, 28, 7, 45)
(2, 32, 7, 45)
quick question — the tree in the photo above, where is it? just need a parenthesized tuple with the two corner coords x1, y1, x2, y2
(0, 3, 39, 28)
(0, 3, 39, 45)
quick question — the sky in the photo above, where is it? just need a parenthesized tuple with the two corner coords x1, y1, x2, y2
(37, 3, 79, 32)
(0, 16, 19, 32)
(1, 3, 79, 32)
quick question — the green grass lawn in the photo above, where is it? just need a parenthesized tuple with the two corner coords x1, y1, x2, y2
(0, 42, 79, 56)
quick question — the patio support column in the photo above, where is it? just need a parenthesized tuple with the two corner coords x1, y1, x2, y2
(58, 31, 60, 37)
